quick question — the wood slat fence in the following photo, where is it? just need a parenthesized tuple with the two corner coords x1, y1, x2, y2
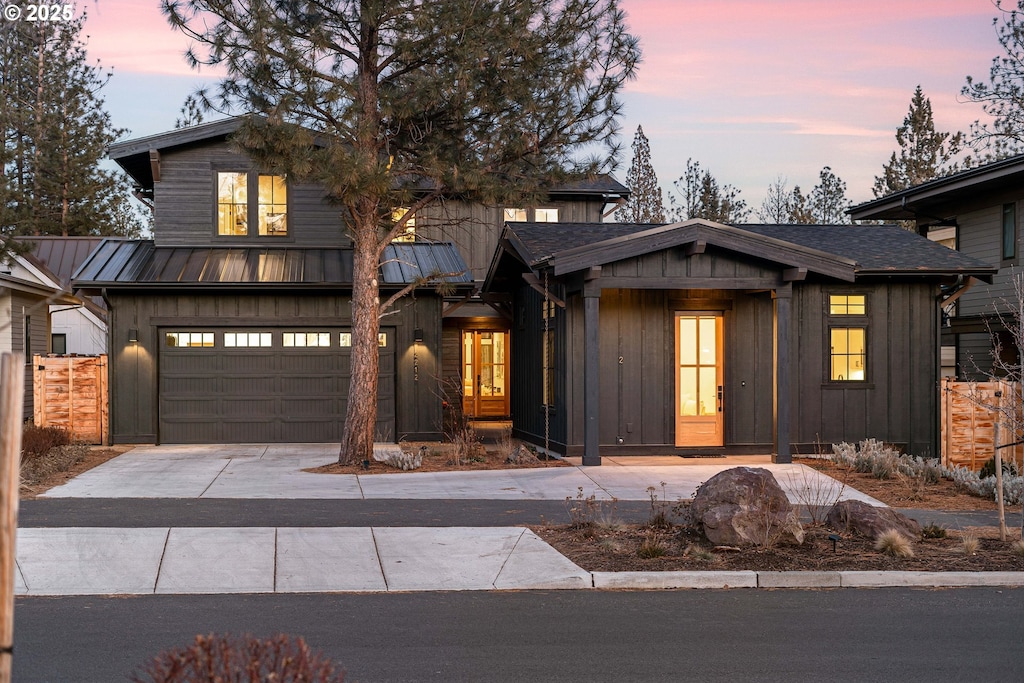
(32, 355, 108, 445)
(941, 378, 1023, 472)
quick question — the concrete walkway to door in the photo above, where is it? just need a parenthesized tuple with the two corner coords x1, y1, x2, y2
(39, 443, 885, 504)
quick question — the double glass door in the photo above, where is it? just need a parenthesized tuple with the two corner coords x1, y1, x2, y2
(462, 330, 509, 417)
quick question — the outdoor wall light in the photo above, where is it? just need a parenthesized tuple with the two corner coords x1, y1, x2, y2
(128, 328, 139, 343)
(414, 328, 424, 343)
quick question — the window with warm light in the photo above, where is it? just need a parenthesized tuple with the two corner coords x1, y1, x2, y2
(827, 294, 868, 382)
(830, 327, 866, 381)
(503, 208, 527, 222)
(392, 207, 416, 242)
(216, 171, 287, 237)
(534, 208, 559, 222)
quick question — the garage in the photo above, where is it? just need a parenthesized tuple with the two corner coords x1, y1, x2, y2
(158, 327, 395, 443)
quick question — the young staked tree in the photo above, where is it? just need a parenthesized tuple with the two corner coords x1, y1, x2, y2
(873, 86, 964, 197)
(963, 0, 1024, 157)
(162, 0, 641, 464)
(614, 125, 664, 223)
(667, 158, 749, 223)
(0, 14, 144, 242)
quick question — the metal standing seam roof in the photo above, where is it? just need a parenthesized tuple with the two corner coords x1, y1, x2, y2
(503, 221, 997, 277)
(72, 239, 473, 287)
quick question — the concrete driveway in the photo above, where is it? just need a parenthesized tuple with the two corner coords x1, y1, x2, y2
(40, 443, 884, 504)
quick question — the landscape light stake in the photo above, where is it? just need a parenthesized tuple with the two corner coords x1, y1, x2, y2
(0, 352, 25, 683)
(828, 534, 840, 553)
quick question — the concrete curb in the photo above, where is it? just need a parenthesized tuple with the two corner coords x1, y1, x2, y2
(593, 570, 1024, 590)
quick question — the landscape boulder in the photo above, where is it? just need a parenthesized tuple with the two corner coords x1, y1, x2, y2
(691, 467, 804, 546)
(826, 499, 921, 540)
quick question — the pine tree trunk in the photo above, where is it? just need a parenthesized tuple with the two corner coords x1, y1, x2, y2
(338, 227, 381, 465)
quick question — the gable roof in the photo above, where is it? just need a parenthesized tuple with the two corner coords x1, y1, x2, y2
(22, 236, 113, 319)
(108, 116, 629, 199)
(848, 153, 1024, 221)
(72, 239, 474, 290)
(487, 219, 996, 286)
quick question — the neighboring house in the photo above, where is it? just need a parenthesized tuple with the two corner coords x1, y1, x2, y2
(850, 155, 1024, 380)
(0, 249, 79, 419)
(73, 117, 623, 444)
(484, 219, 996, 463)
(24, 236, 112, 356)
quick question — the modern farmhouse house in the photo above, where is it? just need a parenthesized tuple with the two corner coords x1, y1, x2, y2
(74, 118, 622, 444)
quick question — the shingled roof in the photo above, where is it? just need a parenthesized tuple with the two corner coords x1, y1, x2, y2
(496, 220, 996, 280)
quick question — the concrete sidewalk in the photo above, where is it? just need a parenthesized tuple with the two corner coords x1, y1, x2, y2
(40, 443, 885, 504)
(16, 525, 1024, 596)
(21, 444, 1024, 595)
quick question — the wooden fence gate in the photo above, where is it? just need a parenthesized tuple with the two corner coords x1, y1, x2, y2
(32, 355, 108, 445)
(941, 378, 1023, 472)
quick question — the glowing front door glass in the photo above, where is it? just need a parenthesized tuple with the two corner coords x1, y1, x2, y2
(678, 315, 717, 417)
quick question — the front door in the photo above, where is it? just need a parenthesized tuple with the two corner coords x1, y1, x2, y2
(462, 330, 510, 418)
(675, 312, 724, 447)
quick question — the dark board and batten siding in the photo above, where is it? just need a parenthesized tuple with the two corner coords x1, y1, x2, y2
(792, 281, 939, 457)
(10, 290, 49, 420)
(154, 142, 347, 248)
(107, 291, 442, 444)
(417, 199, 607, 283)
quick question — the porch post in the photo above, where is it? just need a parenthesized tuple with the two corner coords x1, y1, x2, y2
(583, 269, 601, 466)
(773, 284, 792, 463)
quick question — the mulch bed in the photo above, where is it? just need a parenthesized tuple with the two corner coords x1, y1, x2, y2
(305, 442, 570, 475)
(533, 521, 1024, 573)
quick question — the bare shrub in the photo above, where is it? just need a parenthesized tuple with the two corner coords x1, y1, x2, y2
(782, 466, 846, 524)
(130, 633, 344, 682)
(646, 482, 674, 529)
(450, 425, 481, 466)
(874, 529, 915, 558)
(20, 442, 90, 487)
(566, 487, 598, 529)
(21, 424, 71, 462)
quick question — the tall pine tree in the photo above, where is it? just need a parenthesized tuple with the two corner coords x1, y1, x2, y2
(0, 12, 143, 243)
(163, 0, 640, 464)
(615, 125, 664, 223)
(873, 85, 964, 197)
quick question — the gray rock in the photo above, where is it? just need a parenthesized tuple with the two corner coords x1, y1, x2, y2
(826, 499, 921, 540)
(692, 467, 804, 546)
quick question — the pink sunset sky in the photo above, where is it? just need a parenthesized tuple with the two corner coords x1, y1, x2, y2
(79, 0, 1004, 209)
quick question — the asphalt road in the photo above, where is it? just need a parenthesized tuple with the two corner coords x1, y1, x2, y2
(13, 588, 1024, 682)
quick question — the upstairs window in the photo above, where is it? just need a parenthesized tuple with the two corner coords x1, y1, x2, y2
(391, 207, 416, 242)
(535, 208, 559, 222)
(1003, 203, 1016, 260)
(503, 208, 527, 222)
(217, 172, 288, 237)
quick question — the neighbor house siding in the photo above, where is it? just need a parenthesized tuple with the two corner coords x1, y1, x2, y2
(956, 204, 1007, 318)
(106, 290, 442, 444)
(10, 291, 48, 420)
(154, 141, 346, 248)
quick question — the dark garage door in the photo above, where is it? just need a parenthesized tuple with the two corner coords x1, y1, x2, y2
(158, 327, 396, 443)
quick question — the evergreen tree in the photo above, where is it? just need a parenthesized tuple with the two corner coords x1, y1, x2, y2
(810, 167, 850, 224)
(963, 0, 1024, 157)
(668, 158, 749, 223)
(175, 94, 206, 129)
(0, 14, 144, 241)
(873, 86, 964, 197)
(163, 0, 640, 464)
(614, 125, 664, 223)
(788, 185, 815, 224)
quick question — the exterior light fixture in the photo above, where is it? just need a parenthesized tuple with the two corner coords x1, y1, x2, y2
(414, 328, 424, 343)
(128, 328, 139, 343)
